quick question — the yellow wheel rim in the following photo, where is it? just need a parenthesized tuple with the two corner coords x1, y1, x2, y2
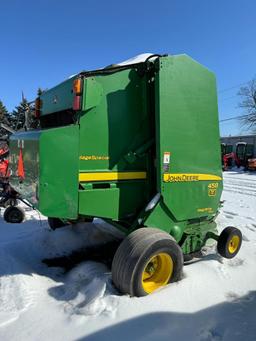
(141, 253, 173, 294)
(228, 235, 240, 254)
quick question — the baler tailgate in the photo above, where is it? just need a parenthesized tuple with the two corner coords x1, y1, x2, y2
(154, 55, 222, 221)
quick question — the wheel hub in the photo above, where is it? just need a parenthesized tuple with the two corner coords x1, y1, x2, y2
(228, 235, 240, 254)
(142, 253, 173, 294)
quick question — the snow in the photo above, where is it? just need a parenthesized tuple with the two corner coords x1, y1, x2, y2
(0, 170, 255, 340)
(116, 53, 156, 66)
(68, 53, 156, 79)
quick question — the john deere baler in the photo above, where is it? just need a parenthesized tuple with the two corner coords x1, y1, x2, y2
(8, 54, 242, 296)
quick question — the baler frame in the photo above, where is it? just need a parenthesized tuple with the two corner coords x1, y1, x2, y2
(8, 54, 243, 296)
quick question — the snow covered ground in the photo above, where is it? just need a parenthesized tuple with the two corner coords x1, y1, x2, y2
(0, 170, 255, 341)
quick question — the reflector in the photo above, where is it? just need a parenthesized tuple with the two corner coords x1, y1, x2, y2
(73, 96, 81, 111)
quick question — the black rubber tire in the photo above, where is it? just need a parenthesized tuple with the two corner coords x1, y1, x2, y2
(48, 217, 66, 230)
(83, 217, 94, 223)
(217, 226, 242, 259)
(111, 227, 184, 297)
(3, 206, 25, 223)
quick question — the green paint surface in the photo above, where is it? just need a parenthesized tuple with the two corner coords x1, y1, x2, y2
(9, 55, 223, 253)
(10, 125, 79, 218)
(154, 55, 222, 221)
(40, 76, 76, 116)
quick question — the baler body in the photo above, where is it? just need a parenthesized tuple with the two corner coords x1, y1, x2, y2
(9, 55, 223, 254)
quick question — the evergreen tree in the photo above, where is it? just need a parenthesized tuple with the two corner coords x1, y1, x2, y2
(12, 97, 33, 130)
(0, 100, 12, 137)
(37, 87, 44, 96)
(28, 103, 40, 129)
(0, 100, 8, 121)
(0, 88, 43, 135)
(28, 87, 43, 129)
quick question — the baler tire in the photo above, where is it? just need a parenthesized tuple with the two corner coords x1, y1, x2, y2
(3, 206, 25, 224)
(83, 217, 94, 223)
(111, 227, 183, 297)
(48, 217, 66, 230)
(217, 226, 242, 259)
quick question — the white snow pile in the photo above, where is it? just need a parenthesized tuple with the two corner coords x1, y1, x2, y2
(115, 53, 157, 66)
(0, 170, 255, 341)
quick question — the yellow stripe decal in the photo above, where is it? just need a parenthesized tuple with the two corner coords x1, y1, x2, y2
(163, 173, 222, 183)
(79, 171, 147, 182)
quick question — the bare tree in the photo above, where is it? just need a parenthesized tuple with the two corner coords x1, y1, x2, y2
(238, 78, 256, 132)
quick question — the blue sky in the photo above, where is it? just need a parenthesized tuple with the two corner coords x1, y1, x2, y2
(0, 0, 255, 136)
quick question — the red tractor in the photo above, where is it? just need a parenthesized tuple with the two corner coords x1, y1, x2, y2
(222, 142, 255, 171)
(0, 144, 9, 178)
(0, 140, 25, 223)
(221, 143, 233, 170)
(223, 152, 240, 171)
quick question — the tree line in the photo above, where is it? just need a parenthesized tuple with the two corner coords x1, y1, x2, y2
(0, 90, 42, 138)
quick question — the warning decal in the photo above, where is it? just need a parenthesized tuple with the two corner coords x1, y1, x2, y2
(163, 152, 171, 172)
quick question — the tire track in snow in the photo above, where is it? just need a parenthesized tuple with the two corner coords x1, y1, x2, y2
(223, 187, 256, 197)
(224, 181, 256, 191)
(224, 185, 256, 194)
(223, 175, 256, 197)
(223, 175, 256, 183)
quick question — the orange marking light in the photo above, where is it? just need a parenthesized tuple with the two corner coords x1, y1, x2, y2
(73, 78, 82, 95)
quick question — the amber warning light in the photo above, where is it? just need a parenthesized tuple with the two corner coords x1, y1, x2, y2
(73, 78, 83, 110)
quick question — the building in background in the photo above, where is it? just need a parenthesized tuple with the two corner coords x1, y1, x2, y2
(221, 135, 256, 156)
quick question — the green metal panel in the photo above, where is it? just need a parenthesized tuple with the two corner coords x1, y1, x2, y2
(79, 188, 120, 219)
(83, 77, 103, 110)
(144, 201, 186, 242)
(39, 125, 79, 218)
(79, 69, 150, 172)
(10, 125, 79, 218)
(40, 76, 76, 116)
(78, 68, 153, 220)
(153, 55, 222, 221)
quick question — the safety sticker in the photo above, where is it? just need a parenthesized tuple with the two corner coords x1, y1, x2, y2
(163, 152, 171, 172)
